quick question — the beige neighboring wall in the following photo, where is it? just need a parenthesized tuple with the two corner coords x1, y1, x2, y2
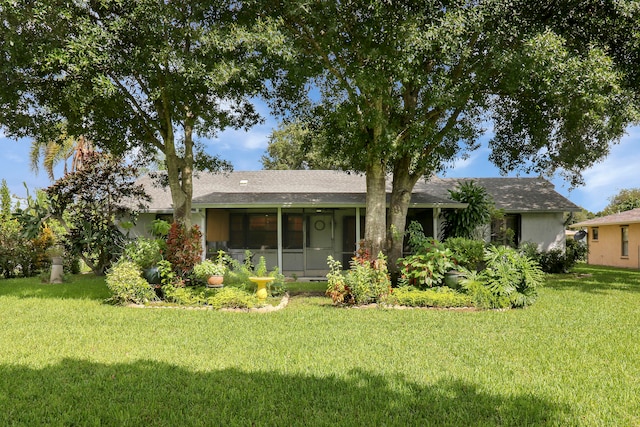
(586, 224, 640, 269)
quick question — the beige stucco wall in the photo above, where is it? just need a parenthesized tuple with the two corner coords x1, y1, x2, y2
(520, 212, 566, 252)
(586, 224, 640, 269)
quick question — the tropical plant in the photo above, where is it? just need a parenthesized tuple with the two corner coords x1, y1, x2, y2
(483, 245, 544, 308)
(105, 260, 157, 305)
(326, 256, 350, 305)
(164, 222, 203, 279)
(398, 237, 457, 289)
(441, 181, 493, 240)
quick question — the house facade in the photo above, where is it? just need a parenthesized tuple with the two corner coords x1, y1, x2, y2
(570, 208, 640, 269)
(132, 170, 580, 276)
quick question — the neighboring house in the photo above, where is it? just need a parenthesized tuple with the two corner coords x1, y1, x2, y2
(132, 170, 580, 276)
(570, 208, 640, 269)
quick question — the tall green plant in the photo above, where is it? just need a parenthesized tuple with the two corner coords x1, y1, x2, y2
(483, 245, 544, 308)
(441, 181, 492, 240)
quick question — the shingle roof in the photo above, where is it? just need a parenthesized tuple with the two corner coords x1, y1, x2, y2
(570, 208, 640, 228)
(138, 170, 580, 213)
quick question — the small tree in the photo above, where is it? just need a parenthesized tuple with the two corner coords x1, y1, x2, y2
(45, 152, 150, 275)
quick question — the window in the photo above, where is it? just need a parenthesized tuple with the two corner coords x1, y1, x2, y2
(283, 214, 303, 249)
(621, 226, 629, 257)
(491, 214, 521, 247)
(229, 212, 278, 249)
(591, 227, 599, 241)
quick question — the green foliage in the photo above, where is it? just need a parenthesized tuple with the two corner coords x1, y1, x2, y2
(325, 253, 391, 305)
(162, 284, 257, 309)
(45, 152, 150, 275)
(443, 237, 486, 271)
(459, 269, 511, 310)
(441, 181, 493, 240)
(599, 188, 640, 216)
(483, 246, 544, 308)
(192, 259, 226, 283)
(254, 256, 268, 277)
(164, 222, 203, 278)
(520, 240, 588, 274)
(123, 237, 164, 270)
(385, 286, 472, 308)
(398, 238, 457, 289)
(0, 179, 11, 219)
(326, 256, 350, 305)
(105, 260, 157, 305)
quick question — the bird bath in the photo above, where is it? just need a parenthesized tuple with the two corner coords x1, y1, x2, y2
(249, 277, 274, 301)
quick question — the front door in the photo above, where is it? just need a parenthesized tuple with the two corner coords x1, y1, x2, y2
(305, 214, 333, 274)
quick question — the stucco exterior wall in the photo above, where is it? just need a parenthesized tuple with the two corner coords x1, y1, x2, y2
(520, 212, 566, 251)
(586, 224, 640, 269)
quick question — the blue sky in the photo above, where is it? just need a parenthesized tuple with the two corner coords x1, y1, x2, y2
(1, 107, 638, 214)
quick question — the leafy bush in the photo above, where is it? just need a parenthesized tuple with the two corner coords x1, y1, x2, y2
(192, 259, 226, 283)
(164, 222, 203, 278)
(385, 286, 472, 308)
(520, 239, 588, 274)
(459, 269, 510, 309)
(443, 237, 485, 271)
(105, 260, 157, 305)
(483, 245, 544, 308)
(398, 239, 456, 288)
(326, 253, 391, 305)
(124, 237, 164, 269)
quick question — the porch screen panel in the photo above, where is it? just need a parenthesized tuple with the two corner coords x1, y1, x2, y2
(228, 212, 278, 249)
(283, 214, 303, 249)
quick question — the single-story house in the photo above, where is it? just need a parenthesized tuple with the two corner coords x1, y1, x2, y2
(570, 208, 640, 269)
(132, 170, 580, 276)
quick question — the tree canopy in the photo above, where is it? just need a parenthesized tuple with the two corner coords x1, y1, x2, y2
(600, 188, 640, 216)
(260, 0, 636, 263)
(0, 0, 276, 226)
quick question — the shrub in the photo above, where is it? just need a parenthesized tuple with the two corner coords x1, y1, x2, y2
(207, 287, 258, 309)
(124, 237, 164, 270)
(520, 239, 588, 274)
(164, 222, 203, 278)
(105, 260, 157, 305)
(398, 239, 456, 288)
(443, 237, 485, 271)
(459, 269, 510, 309)
(326, 253, 391, 305)
(385, 286, 472, 308)
(192, 259, 226, 283)
(483, 245, 544, 308)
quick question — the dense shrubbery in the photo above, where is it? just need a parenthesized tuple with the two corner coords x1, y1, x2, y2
(520, 239, 588, 273)
(105, 241, 282, 309)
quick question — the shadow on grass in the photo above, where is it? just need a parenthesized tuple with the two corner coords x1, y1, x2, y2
(0, 359, 570, 426)
(547, 265, 640, 294)
(0, 274, 110, 301)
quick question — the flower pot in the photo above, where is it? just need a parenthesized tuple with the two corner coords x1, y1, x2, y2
(207, 275, 224, 288)
(143, 266, 162, 285)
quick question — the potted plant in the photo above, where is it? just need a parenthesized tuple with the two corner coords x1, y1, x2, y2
(193, 259, 226, 287)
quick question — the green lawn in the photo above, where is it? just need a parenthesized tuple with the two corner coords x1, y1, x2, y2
(0, 265, 638, 426)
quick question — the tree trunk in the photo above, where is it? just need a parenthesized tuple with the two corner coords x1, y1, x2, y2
(387, 157, 421, 275)
(364, 160, 387, 259)
(163, 125, 193, 229)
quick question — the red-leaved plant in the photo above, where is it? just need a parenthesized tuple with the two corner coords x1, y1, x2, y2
(164, 222, 202, 279)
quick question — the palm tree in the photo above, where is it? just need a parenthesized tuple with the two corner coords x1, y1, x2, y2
(30, 123, 93, 180)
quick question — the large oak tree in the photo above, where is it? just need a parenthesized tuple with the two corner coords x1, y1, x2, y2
(260, 0, 636, 267)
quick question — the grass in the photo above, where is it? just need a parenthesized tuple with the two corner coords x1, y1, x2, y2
(0, 265, 638, 425)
